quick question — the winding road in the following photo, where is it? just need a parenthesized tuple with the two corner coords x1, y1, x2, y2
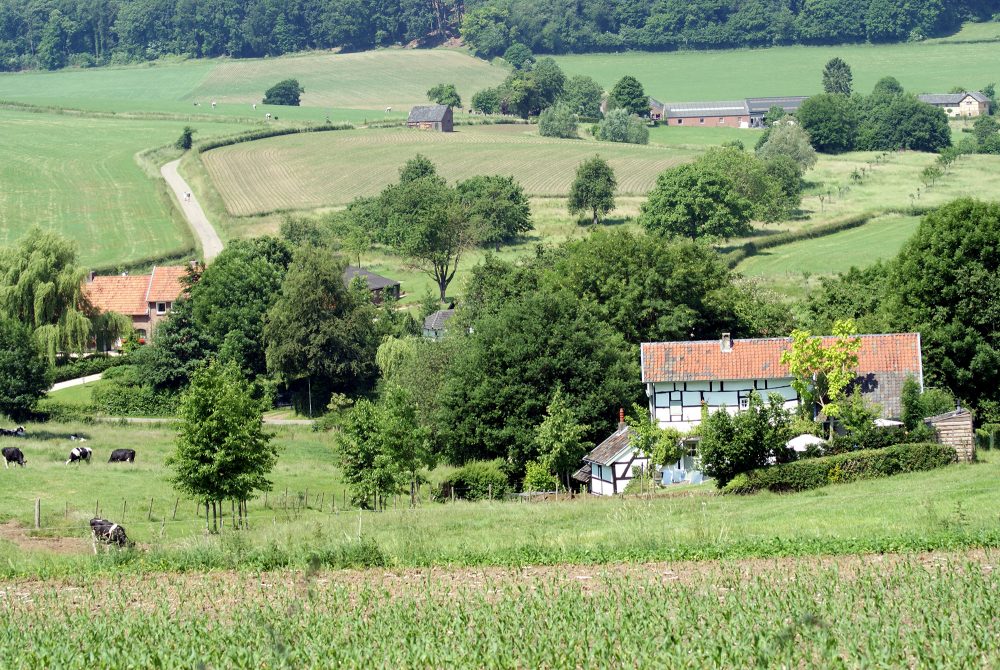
(161, 159, 224, 262)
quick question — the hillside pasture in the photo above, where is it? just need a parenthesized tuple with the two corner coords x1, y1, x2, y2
(200, 124, 696, 215)
(553, 40, 1000, 102)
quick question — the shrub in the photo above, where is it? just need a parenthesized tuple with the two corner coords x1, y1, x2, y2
(699, 392, 794, 488)
(522, 460, 559, 492)
(263, 78, 304, 106)
(722, 443, 956, 494)
(538, 104, 578, 139)
(52, 354, 128, 383)
(435, 459, 511, 501)
(595, 109, 649, 145)
(91, 366, 178, 416)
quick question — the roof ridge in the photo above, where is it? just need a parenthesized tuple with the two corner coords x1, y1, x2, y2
(144, 266, 157, 304)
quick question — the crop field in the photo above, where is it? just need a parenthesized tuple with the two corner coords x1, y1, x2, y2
(200, 124, 697, 215)
(2, 551, 997, 668)
(0, 110, 253, 268)
(553, 38, 1000, 101)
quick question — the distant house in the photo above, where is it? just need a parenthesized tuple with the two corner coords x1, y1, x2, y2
(648, 97, 665, 120)
(83, 266, 189, 345)
(343, 266, 400, 304)
(660, 96, 808, 128)
(640, 332, 923, 432)
(407, 105, 454, 132)
(745, 96, 808, 127)
(581, 411, 649, 496)
(917, 92, 990, 117)
(422, 309, 455, 340)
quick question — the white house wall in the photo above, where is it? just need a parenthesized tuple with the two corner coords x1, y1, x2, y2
(652, 378, 800, 430)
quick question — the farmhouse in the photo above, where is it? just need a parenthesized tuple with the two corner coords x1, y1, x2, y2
(641, 332, 923, 432)
(343, 266, 400, 303)
(580, 411, 650, 496)
(917, 92, 990, 117)
(406, 104, 453, 132)
(83, 266, 188, 345)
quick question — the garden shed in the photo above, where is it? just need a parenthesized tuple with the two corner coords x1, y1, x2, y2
(407, 105, 453, 132)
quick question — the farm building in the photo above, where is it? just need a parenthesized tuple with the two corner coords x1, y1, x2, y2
(640, 332, 923, 432)
(659, 96, 807, 128)
(343, 266, 400, 304)
(83, 266, 189, 346)
(746, 96, 808, 127)
(580, 411, 650, 496)
(406, 105, 454, 131)
(648, 97, 665, 120)
(422, 309, 455, 340)
(917, 92, 990, 117)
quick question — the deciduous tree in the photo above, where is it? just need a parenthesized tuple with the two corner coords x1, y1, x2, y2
(426, 83, 461, 108)
(457, 174, 533, 250)
(639, 163, 753, 240)
(263, 78, 304, 106)
(610, 75, 648, 117)
(0, 317, 51, 420)
(533, 387, 590, 489)
(568, 155, 616, 225)
(821, 57, 853, 95)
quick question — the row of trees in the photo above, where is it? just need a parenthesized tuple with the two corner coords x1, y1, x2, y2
(6, 0, 992, 71)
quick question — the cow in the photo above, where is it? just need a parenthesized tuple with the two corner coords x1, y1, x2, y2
(0, 426, 25, 437)
(2, 447, 26, 468)
(90, 518, 132, 550)
(108, 448, 136, 463)
(66, 446, 93, 464)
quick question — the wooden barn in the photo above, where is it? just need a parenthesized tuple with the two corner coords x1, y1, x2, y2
(407, 105, 453, 132)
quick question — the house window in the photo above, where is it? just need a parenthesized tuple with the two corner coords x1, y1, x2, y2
(699, 118, 705, 124)
(156, 302, 167, 315)
(739, 396, 750, 410)
(677, 118, 683, 125)
(718, 117, 725, 124)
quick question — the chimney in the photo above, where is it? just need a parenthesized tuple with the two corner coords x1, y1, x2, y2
(720, 333, 732, 353)
(87, 271, 95, 283)
(618, 407, 626, 431)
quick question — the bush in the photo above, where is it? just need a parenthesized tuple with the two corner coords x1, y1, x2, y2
(522, 460, 558, 492)
(263, 78, 304, 106)
(52, 354, 128, 383)
(595, 109, 649, 145)
(699, 392, 794, 488)
(435, 459, 511, 501)
(538, 104, 578, 139)
(722, 443, 956, 495)
(91, 366, 178, 416)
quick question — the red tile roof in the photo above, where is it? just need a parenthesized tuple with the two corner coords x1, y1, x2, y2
(641, 333, 922, 383)
(83, 266, 188, 317)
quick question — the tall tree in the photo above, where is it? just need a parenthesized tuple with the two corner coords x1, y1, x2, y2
(568, 155, 617, 225)
(797, 93, 859, 153)
(639, 163, 753, 240)
(0, 317, 51, 420)
(168, 360, 277, 532)
(755, 120, 818, 172)
(560, 75, 604, 118)
(426, 83, 461, 108)
(457, 174, 533, 251)
(610, 75, 648, 117)
(263, 78, 304, 106)
(822, 57, 853, 95)
(533, 387, 590, 489)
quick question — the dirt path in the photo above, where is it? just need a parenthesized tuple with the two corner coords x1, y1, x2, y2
(49, 374, 103, 392)
(161, 159, 223, 262)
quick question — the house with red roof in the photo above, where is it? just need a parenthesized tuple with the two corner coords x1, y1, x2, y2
(83, 266, 189, 345)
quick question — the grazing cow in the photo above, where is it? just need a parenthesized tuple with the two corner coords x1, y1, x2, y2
(66, 446, 93, 464)
(0, 426, 25, 437)
(108, 448, 136, 463)
(90, 518, 132, 550)
(2, 447, 25, 468)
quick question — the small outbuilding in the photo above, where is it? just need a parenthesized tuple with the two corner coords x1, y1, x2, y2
(583, 411, 649, 496)
(422, 309, 455, 340)
(407, 105, 454, 132)
(924, 408, 975, 463)
(343, 266, 400, 304)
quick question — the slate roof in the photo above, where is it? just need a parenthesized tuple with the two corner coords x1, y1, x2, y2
(924, 408, 969, 424)
(343, 266, 400, 291)
(584, 425, 633, 466)
(423, 309, 455, 332)
(84, 266, 189, 316)
(641, 333, 922, 383)
(572, 464, 592, 483)
(147, 266, 187, 302)
(664, 100, 748, 118)
(918, 92, 989, 105)
(407, 105, 450, 123)
(746, 96, 808, 114)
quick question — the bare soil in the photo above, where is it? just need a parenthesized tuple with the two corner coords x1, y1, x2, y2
(0, 520, 89, 555)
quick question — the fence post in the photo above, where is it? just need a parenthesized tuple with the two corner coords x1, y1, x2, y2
(488, 484, 492, 500)
(95, 500, 99, 518)
(34, 498, 40, 529)
(148, 497, 154, 521)
(305, 489, 309, 509)
(64, 501, 68, 520)
(172, 498, 179, 521)
(121, 499, 126, 522)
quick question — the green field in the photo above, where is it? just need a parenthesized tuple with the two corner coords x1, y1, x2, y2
(554, 39, 1000, 101)
(0, 110, 253, 268)
(3, 552, 997, 668)
(200, 124, 696, 215)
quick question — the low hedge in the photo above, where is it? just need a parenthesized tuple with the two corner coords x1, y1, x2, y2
(722, 443, 957, 495)
(195, 122, 354, 153)
(434, 459, 511, 501)
(52, 355, 129, 383)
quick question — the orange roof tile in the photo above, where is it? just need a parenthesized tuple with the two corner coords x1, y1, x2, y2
(641, 333, 922, 383)
(83, 275, 150, 316)
(146, 266, 187, 303)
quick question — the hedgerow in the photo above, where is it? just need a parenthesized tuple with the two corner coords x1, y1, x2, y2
(723, 442, 957, 494)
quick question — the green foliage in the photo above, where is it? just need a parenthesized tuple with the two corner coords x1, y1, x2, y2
(263, 78, 304, 106)
(435, 459, 511, 501)
(797, 93, 860, 153)
(471, 87, 502, 114)
(609, 75, 648, 117)
(822, 57, 854, 95)
(91, 367, 178, 417)
(522, 459, 559, 492)
(538, 104, 579, 139)
(461, 5, 513, 58)
(0, 317, 51, 419)
(560, 75, 604, 118)
(456, 174, 533, 250)
(639, 162, 753, 241)
(781, 319, 861, 426)
(699, 392, 794, 488)
(398, 154, 438, 183)
(972, 115, 999, 145)
(723, 443, 956, 494)
(502, 42, 534, 70)
(533, 388, 590, 485)
(595, 108, 649, 145)
(626, 403, 682, 469)
(51, 354, 126, 384)
(426, 83, 461, 108)
(568, 155, 616, 225)
(168, 360, 277, 523)
(872, 76, 904, 96)
(857, 92, 951, 152)
(174, 126, 195, 150)
(130, 298, 211, 393)
(755, 120, 818, 172)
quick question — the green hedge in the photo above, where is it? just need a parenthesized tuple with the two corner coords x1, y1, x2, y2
(52, 355, 129, 383)
(722, 443, 957, 495)
(434, 459, 511, 501)
(195, 123, 354, 154)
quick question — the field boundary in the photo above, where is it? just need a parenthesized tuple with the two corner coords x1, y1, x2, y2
(0, 99, 266, 125)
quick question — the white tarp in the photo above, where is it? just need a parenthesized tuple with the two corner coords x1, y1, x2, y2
(786, 434, 827, 452)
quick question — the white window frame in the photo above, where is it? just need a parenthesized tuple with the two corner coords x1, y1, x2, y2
(155, 302, 167, 315)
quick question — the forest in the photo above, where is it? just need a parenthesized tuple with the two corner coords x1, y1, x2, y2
(2, 0, 998, 71)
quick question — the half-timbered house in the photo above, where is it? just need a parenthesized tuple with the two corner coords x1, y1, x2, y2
(582, 411, 649, 496)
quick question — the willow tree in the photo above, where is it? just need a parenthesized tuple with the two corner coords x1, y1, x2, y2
(0, 228, 126, 362)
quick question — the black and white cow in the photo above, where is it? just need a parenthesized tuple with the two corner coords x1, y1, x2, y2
(0, 426, 25, 437)
(90, 518, 132, 549)
(2, 447, 26, 468)
(66, 446, 93, 464)
(108, 448, 136, 463)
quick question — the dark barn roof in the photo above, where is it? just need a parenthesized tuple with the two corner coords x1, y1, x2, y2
(407, 105, 451, 123)
(343, 266, 400, 292)
(584, 426, 633, 466)
(423, 309, 455, 332)
(918, 92, 988, 105)
(746, 96, 808, 114)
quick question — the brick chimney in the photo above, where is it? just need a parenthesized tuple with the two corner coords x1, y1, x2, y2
(87, 271, 95, 283)
(618, 407, 626, 431)
(720, 332, 733, 353)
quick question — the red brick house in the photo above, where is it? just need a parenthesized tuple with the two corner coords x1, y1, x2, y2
(83, 266, 189, 344)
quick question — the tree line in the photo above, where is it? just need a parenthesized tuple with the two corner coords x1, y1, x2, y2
(3, 0, 997, 71)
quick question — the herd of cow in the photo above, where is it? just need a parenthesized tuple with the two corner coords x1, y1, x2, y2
(1, 426, 136, 469)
